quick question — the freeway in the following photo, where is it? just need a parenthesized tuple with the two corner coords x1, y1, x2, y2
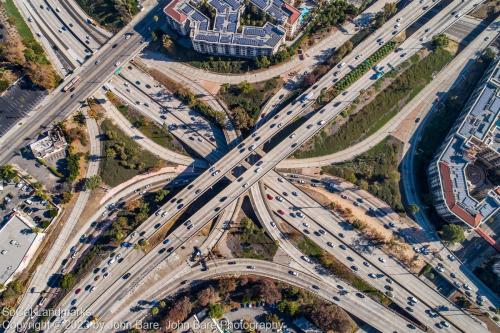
(0, 0, 162, 164)
(9, 0, 492, 331)
(49, 6, 494, 332)
(262, 175, 486, 332)
(39, 0, 489, 328)
(89, 259, 423, 333)
(97, 91, 201, 167)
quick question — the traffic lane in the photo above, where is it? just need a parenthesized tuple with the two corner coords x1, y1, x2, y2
(263, 190, 455, 332)
(116, 67, 226, 149)
(264, 177, 486, 332)
(108, 80, 219, 160)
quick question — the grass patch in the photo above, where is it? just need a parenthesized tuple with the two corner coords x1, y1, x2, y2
(322, 138, 404, 212)
(219, 78, 282, 131)
(75, 0, 139, 32)
(296, 48, 453, 158)
(99, 119, 162, 187)
(229, 217, 278, 260)
(106, 91, 186, 155)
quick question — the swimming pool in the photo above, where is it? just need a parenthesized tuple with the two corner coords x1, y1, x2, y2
(299, 6, 311, 24)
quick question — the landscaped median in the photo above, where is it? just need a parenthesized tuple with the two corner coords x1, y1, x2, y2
(296, 46, 454, 158)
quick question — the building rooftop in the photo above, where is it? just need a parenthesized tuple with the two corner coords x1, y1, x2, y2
(435, 59, 500, 228)
(0, 213, 37, 284)
(29, 128, 67, 159)
(165, 0, 297, 50)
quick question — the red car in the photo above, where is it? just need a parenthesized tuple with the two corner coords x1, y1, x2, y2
(266, 194, 274, 200)
(277, 209, 285, 215)
(75, 288, 81, 295)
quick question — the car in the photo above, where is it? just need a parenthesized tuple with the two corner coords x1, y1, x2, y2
(108, 258, 115, 265)
(318, 120, 325, 125)
(270, 222, 276, 228)
(266, 194, 274, 200)
(408, 296, 418, 304)
(338, 232, 344, 238)
(363, 261, 371, 267)
(355, 292, 365, 298)
(318, 229, 325, 235)
(463, 283, 471, 291)
(327, 242, 335, 248)
(289, 271, 298, 276)
(303, 223, 310, 228)
(436, 265, 444, 273)
(440, 321, 449, 328)
(277, 209, 285, 215)
(351, 265, 358, 271)
(296, 210, 304, 218)
(277, 177, 284, 182)
(447, 254, 456, 261)
(276, 196, 283, 202)
(291, 191, 298, 196)
(378, 257, 385, 263)
(405, 306, 414, 313)
(89, 286, 95, 293)
(114, 61, 121, 67)
(301, 255, 311, 263)
(289, 133, 296, 139)
(311, 285, 320, 290)
(339, 244, 347, 250)
(255, 167, 262, 173)
(346, 256, 354, 262)
(94, 60, 100, 65)
(75, 288, 81, 294)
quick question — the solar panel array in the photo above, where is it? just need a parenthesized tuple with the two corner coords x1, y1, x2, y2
(223, 0, 240, 10)
(227, 22, 237, 32)
(228, 13, 238, 22)
(251, 0, 268, 10)
(268, 5, 285, 22)
(215, 15, 225, 30)
(244, 26, 266, 37)
(234, 35, 264, 46)
(266, 32, 282, 46)
(210, 0, 228, 12)
(181, 4, 195, 14)
(196, 33, 219, 42)
(199, 21, 209, 30)
(191, 11, 207, 21)
(219, 34, 233, 43)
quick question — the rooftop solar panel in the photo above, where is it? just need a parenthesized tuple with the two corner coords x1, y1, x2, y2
(266, 33, 282, 46)
(191, 11, 207, 22)
(215, 15, 225, 30)
(210, 0, 228, 11)
(196, 33, 219, 42)
(181, 4, 195, 14)
(227, 23, 236, 32)
(228, 13, 238, 22)
(220, 34, 232, 43)
(244, 26, 265, 36)
(199, 21, 209, 30)
(251, 0, 268, 10)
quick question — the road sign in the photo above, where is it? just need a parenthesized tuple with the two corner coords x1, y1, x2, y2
(114, 66, 123, 75)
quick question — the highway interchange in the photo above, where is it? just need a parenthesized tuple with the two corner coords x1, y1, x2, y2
(2, 0, 499, 332)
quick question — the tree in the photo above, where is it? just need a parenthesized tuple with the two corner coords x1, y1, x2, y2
(48, 207, 58, 218)
(432, 34, 449, 49)
(155, 189, 169, 203)
(161, 296, 192, 329)
(2, 33, 25, 65)
(85, 175, 102, 190)
(138, 239, 149, 247)
(383, 2, 397, 17)
(153, 15, 159, 23)
(26, 63, 57, 90)
(207, 303, 224, 319)
(0, 165, 17, 181)
(308, 301, 354, 332)
(218, 278, 237, 297)
(151, 306, 159, 315)
(407, 204, 420, 215)
(31, 227, 41, 234)
(441, 224, 465, 244)
(239, 81, 253, 94)
(482, 48, 496, 62)
(61, 191, 73, 204)
(258, 279, 281, 304)
(198, 286, 217, 306)
(60, 273, 75, 289)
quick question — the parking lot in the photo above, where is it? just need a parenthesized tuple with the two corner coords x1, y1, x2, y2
(1, 179, 54, 226)
(0, 77, 47, 136)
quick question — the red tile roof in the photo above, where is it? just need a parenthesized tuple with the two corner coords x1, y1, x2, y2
(438, 162, 482, 228)
(282, 2, 300, 25)
(164, 0, 187, 24)
(475, 228, 500, 253)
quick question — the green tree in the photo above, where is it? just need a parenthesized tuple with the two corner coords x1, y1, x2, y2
(482, 48, 496, 62)
(151, 306, 159, 315)
(0, 165, 17, 181)
(432, 34, 449, 49)
(153, 15, 159, 23)
(441, 224, 465, 244)
(31, 227, 41, 234)
(407, 204, 420, 215)
(207, 303, 224, 319)
(138, 239, 149, 247)
(48, 207, 58, 218)
(85, 175, 102, 190)
(60, 273, 75, 289)
(61, 191, 73, 204)
(154, 189, 169, 203)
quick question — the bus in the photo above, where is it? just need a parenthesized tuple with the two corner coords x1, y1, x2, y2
(62, 75, 80, 92)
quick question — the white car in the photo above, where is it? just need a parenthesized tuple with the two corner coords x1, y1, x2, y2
(301, 255, 311, 263)
(368, 273, 376, 279)
(255, 167, 262, 173)
(289, 133, 296, 139)
(270, 222, 276, 228)
(107, 258, 115, 265)
(378, 257, 385, 263)
(277, 177, 284, 182)
(303, 223, 310, 228)
(318, 120, 325, 125)
(289, 271, 298, 276)
(276, 196, 283, 202)
(327, 242, 335, 247)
